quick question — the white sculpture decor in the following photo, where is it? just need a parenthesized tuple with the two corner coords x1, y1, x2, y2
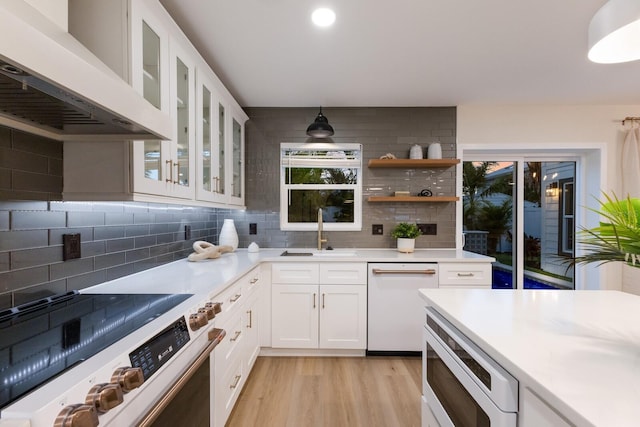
(187, 241, 234, 261)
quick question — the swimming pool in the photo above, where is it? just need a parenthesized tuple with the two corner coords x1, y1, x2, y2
(492, 268, 560, 289)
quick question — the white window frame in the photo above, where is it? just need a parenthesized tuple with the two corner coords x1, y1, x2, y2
(280, 142, 362, 231)
(458, 143, 606, 290)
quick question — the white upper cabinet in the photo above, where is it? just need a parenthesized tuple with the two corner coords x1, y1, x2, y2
(195, 69, 246, 207)
(65, 0, 246, 208)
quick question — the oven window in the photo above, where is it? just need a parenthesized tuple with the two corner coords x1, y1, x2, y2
(150, 356, 210, 426)
(426, 343, 490, 427)
(427, 316, 491, 389)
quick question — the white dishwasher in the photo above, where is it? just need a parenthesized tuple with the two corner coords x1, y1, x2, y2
(367, 263, 438, 353)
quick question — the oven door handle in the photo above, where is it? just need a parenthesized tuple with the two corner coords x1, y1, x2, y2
(137, 328, 226, 427)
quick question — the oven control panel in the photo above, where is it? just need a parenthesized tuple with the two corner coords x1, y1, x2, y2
(129, 316, 191, 381)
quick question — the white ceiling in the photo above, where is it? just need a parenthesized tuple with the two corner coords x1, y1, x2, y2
(159, 0, 640, 108)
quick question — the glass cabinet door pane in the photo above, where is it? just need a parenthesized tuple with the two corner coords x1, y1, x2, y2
(176, 57, 189, 187)
(232, 118, 242, 198)
(144, 140, 162, 181)
(142, 21, 161, 109)
(218, 103, 226, 195)
(202, 86, 211, 192)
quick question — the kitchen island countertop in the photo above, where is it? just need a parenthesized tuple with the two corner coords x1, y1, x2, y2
(419, 288, 640, 427)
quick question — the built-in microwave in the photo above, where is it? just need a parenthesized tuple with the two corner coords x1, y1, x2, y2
(422, 307, 518, 427)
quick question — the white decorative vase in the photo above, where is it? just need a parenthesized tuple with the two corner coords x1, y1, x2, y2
(427, 142, 442, 159)
(219, 219, 239, 250)
(397, 238, 415, 253)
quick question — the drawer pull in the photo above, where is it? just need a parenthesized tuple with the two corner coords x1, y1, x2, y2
(247, 310, 252, 328)
(372, 268, 436, 275)
(457, 272, 475, 277)
(230, 294, 242, 303)
(250, 278, 259, 284)
(230, 330, 242, 342)
(230, 374, 242, 389)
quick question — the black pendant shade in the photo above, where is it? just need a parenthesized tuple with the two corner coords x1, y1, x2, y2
(306, 107, 334, 138)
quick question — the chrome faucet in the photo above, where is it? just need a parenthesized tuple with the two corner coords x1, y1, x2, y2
(317, 208, 327, 250)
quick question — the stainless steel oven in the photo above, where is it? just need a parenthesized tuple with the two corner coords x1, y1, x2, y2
(422, 307, 518, 427)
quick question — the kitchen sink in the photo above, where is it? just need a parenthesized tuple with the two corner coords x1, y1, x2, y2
(280, 251, 314, 256)
(280, 250, 357, 257)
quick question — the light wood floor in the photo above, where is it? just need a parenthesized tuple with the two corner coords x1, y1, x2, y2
(226, 356, 422, 427)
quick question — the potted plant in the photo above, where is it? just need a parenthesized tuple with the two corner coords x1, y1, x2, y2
(391, 222, 422, 253)
(573, 193, 640, 268)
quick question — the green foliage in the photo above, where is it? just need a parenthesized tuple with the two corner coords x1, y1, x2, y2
(573, 193, 640, 268)
(391, 223, 422, 239)
(478, 199, 513, 253)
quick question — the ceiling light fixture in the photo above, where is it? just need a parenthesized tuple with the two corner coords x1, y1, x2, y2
(311, 8, 336, 27)
(588, 0, 640, 63)
(306, 107, 334, 138)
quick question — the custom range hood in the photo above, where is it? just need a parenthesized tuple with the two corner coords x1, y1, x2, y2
(0, 1, 171, 141)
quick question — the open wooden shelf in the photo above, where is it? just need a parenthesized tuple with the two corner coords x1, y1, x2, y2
(367, 158, 460, 168)
(367, 196, 459, 203)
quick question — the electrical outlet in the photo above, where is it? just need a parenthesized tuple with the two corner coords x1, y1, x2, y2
(417, 223, 437, 235)
(184, 225, 191, 240)
(249, 223, 257, 235)
(372, 224, 384, 235)
(63, 233, 81, 260)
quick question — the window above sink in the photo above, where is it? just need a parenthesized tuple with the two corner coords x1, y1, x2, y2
(280, 142, 362, 231)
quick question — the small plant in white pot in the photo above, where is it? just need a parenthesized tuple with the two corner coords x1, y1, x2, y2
(391, 222, 422, 253)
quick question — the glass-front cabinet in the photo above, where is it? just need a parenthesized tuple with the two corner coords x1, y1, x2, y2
(65, 0, 245, 208)
(196, 71, 226, 204)
(229, 115, 244, 205)
(195, 68, 246, 207)
(169, 44, 195, 200)
(131, 6, 173, 196)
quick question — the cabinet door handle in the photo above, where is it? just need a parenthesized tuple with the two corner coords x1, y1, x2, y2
(230, 330, 242, 342)
(313, 293, 316, 308)
(246, 310, 252, 328)
(322, 293, 325, 309)
(230, 374, 242, 389)
(173, 162, 179, 184)
(165, 160, 173, 183)
(457, 272, 474, 277)
(230, 293, 242, 303)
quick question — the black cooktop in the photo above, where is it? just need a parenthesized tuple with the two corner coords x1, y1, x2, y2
(0, 291, 192, 409)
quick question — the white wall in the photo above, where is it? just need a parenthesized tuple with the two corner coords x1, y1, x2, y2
(457, 104, 640, 292)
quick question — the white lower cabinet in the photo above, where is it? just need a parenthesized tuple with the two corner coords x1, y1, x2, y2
(271, 263, 367, 350)
(519, 387, 573, 427)
(212, 265, 260, 427)
(438, 262, 492, 288)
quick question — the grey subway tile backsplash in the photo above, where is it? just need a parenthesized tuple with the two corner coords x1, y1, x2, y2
(11, 210, 66, 230)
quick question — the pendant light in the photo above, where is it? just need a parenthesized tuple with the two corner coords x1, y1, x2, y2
(588, 0, 640, 63)
(306, 107, 334, 138)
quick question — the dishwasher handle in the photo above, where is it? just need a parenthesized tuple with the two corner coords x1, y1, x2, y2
(372, 268, 436, 275)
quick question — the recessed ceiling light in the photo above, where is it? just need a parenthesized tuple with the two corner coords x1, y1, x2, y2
(312, 8, 336, 27)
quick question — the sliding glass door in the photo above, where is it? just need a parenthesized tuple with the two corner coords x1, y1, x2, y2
(462, 159, 575, 290)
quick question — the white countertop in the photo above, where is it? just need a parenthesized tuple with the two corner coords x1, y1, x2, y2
(419, 289, 640, 427)
(86, 248, 493, 297)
